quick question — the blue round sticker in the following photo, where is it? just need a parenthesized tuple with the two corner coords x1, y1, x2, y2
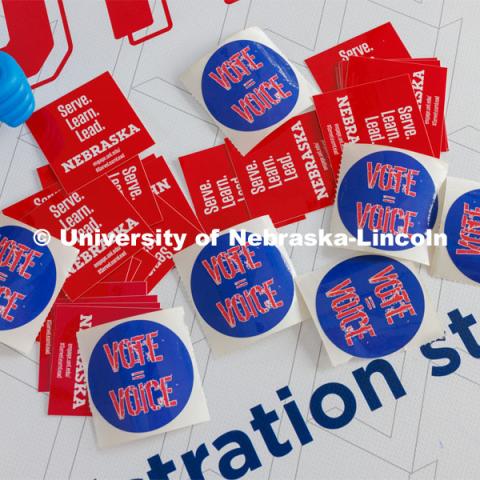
(315, 255, 425, 358)
(190, 232, 294, 338)
(445, 188, 480, 283)
(201, 39, 299, 131)
(337, 150, 437, 251)
(0, 225, 56, 331)
(88, 320, 194, 433)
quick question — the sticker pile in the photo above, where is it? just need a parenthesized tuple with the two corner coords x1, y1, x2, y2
(1, 71, 210, 445)
(1, 22, 475, 447)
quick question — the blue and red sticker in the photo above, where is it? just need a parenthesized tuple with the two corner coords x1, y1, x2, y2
(445, 188, 480, 283)
(315, 255, 425, 358)
(337, 150, 438, 250)
(201, 39, 299, 132)
(0, 225, 56, 331)
(190, 232, 294, 338)
(88, 319, 194, 433)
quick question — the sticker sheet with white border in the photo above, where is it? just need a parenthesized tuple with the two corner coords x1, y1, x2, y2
(431, 177, 480, 285)
(296, 252, 443, 366)
(330, 143, 448, 265)
(173, 216, 308, 356)
(181, 26, 317, 155)
(0, 214, 78, 354)
(76, 308, 209, 448)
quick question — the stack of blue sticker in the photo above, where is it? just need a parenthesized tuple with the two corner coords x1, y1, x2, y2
(0, 51, 35, 127)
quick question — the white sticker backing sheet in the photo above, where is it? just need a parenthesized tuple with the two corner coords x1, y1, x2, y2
(0, 214, 78, 354)
(173, 216, 308, 356)
(181, 26, 317, 155)
(296, 253, 443, 367)
(431, 177, 480, 285)
(76, 308, 209, 448)
(329, 143, 448, 265)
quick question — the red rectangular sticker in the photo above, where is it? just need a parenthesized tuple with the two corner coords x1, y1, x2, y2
(179, 145, 250, 231)
(225, 111, 336, 224)
(37, 157, 163, 227)
(21, 175, 151, 299)
(108, 156, 163, 226)
(27, 72, 154, 192)
(344, 57, 447, 158)
(313, 75, 433, 175)
(339, 56, 448, 153)
(306, 22, 410, 92)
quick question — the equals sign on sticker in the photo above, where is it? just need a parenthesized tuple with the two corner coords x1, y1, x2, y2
(235, 278, 248, 289)
(365, 296, 376, 310)
(382, 195, 396, 204)
(131, 370, 145, 381)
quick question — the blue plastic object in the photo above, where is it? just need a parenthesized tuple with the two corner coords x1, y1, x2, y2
(0, 51, 35, 127)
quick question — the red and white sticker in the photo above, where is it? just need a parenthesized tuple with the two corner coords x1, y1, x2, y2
(37, 282, 149, 392)
(38, 294, 158, 393)
(313, 75, 433, 176)
(225, 111, 336, 225)
(108, 156, 163, 226)
(27, 72, 154, 192)
(3, 183, 61, 221)
(21, 175, 150, 299)
(179, 145, 250, 231)
(344, 57, 447, 158)
(337, 57, 441, 89)
(36, 157, 163, 227)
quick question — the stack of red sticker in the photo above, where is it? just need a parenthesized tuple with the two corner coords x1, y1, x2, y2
(0, 72, 206, 415)
(4, 73, 204, 298)
(179, 111, 336, 230)
(306, 22, 412, 92)
(305, 22, 448, 179)
(312, 74, 435, 176)
(44, 285, 161, 416)
(4, 157, 203, 298)
(342, 57, 448, 157)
